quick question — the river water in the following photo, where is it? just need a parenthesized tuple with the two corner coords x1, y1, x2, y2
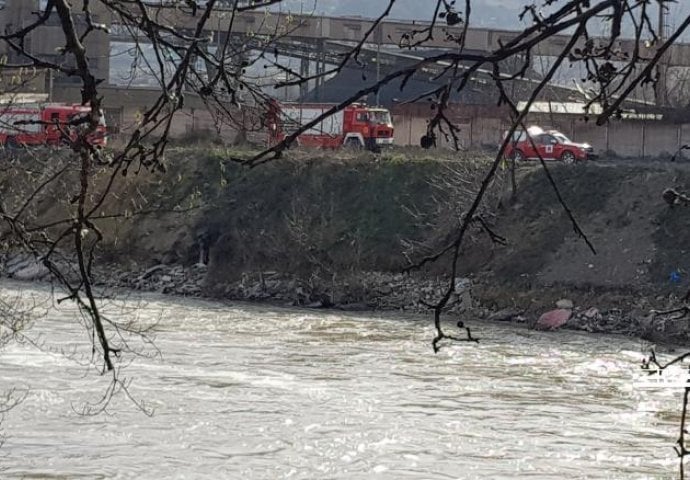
(0, 283, 685, 479)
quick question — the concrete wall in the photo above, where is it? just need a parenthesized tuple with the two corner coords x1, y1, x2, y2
(569, 121, 608, 152)
(109, 104, 690, 160)
(681, 124, 690, 158)
(107, 104, 267, 145)
(607, 122, 644, 157)
(48, 84, 690, 158)
(100, 100, 272, 147)
(391, 105, 690, 160)
(391, 114, 428, 148)
(53, 84, 261, 143)
(644, 123, 680, 157)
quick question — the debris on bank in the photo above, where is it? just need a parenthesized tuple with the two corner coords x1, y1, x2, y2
(3, 252, 689, 344)
(0, 252, 472, 313)
(102, 263, 474, 314)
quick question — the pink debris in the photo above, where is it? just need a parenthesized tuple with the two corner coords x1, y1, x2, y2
(536, 309, 572, 330)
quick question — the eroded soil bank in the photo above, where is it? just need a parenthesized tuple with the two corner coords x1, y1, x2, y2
(2, 147, 689, 343)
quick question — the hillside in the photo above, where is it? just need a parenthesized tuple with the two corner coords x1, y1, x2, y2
(462, 162, 690, 314)
(89, 147, 504, 278)
(3, 148, 690, 340)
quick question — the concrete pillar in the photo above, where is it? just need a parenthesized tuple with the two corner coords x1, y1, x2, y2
(313, 40, 326, 102)
(374, 24, 384, 106)
(641, 122, 646, 160)
(605, 122, 610, 153)
(678, 124, 682, 158)
(299, 56, 309, 100)
(655, 2, 669, 106)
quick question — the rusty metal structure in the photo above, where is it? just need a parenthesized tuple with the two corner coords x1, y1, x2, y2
(1, 0, 689, 105)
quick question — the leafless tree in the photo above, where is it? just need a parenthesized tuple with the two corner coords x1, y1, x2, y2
(643, 328, 690, 479)
(0, 290, 45, 442)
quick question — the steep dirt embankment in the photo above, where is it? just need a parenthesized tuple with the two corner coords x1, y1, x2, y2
(462, 162, 690, 322)
(96, 147, 504, 305)
(0, 147, 500, 308)
(99, 148, 485, 270)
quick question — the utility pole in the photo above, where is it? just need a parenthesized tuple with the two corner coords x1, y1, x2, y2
(375, 25, 382, 106)
(656, 0, 669, 106)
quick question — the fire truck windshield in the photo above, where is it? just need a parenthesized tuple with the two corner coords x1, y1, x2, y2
(370, 110, 392, 125)
(69, 112, 89, 124)
(67, 111, 107, 129)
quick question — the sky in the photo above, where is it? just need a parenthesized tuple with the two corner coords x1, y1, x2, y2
(279, 0, 690, 38)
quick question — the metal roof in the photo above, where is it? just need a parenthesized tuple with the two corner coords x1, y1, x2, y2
(518, 101, 662, 120)
(0, 93, 50, 105)
(517, 101, 604, 115)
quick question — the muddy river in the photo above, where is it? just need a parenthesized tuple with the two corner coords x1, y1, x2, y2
(0, 283, 684, 478)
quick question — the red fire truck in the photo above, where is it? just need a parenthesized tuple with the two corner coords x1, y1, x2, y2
(0, 103, 107, 148)
(268, 102, 394, 151)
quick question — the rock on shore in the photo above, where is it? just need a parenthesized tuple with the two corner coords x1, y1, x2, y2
(2, 252, 688, 344)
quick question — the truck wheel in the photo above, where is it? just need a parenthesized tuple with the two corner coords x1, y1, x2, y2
(364, 137, 382, 153)
(345, 137, 363, 149)
(561, 151, 576, 165)
(6, 137, 20, 149)
(511, 149, 525, 162)
(420, 135, 435, 149)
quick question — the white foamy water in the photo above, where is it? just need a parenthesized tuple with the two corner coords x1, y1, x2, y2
(0, 282, 682, 479)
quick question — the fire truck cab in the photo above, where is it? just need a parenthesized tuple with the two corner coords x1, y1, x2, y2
(342, 107, 395, 150)
(0, 103, 107, 148)
(269, 102, 394, 151)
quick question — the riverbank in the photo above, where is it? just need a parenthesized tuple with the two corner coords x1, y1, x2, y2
(105, 263, 690, 344)
(3, 252, 685, 345)
(2, 146, 689, 344)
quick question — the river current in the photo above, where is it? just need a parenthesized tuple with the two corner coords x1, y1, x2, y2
(0, 282, 684, 479)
